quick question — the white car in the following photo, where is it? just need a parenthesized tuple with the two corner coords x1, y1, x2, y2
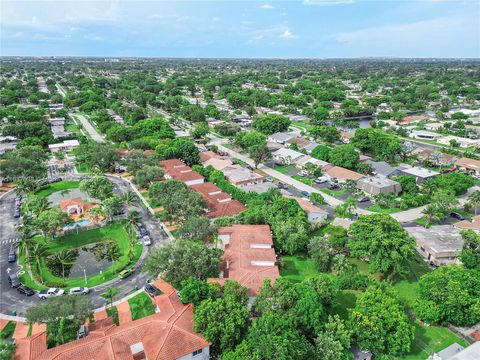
(314, 176, 329, 184)
(143, 235, 152, 246)
(69, 287, 90, 295)
(39, 288, 65, 299)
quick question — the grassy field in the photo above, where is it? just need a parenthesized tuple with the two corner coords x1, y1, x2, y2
(106, 306, 119, 326)
(270, 164, 296, 175)
(366, 204, 402, 214)
(320, 188, 352, 197)
(402, 322, 469, 360)
(128, 292, 156, 321)
(20, 223, 143, 290)
(392, 254, 431, 304)
(280, 255, 320, 283)
(35, 181, 80, 199)
(291, 175, 314, 186)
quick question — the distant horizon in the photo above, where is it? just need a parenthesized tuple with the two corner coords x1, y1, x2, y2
(1, 0, 479, 58)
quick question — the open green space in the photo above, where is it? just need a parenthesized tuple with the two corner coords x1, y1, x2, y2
(35, 181, 80, 199)
(0, 322, 16, 339)
(366, 204, 402, 214)
(106, 306, 119, 326)
(19, 222, 143, 290)
(320, 188, 352, 197)
(280, 255, 320, 283)
(270, 164, 296, 175)
(392, 254, 431, 304)
(292, 175, 314, 186)
(128, 292, 156, 321)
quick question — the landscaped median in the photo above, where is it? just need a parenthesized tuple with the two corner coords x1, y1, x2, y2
(18, 222, 143, 290)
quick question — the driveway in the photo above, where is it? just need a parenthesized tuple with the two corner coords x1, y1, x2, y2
(0, 176, 170, 316)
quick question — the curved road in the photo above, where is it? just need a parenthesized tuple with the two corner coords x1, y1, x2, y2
(0, 176, 168, 316)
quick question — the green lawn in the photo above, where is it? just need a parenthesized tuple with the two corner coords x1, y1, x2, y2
(290, 121, 314, 132)
(330, 290, 359, 320)
(19, 223, 143, 290)
(232, 158, 248, 166)
(320, 188, 351, 197)
(280, 255, 320, 283)
(35, 181, 80, 199)
(0, 322, 16, 339)
(402, 322, 469, 360)
(106, 306, 119, 326)
(292, 175, 314, 186)
(366, 204, 402, 214)
(392, 254, 431, 304)
(128, 292, 156, 321)
(270, 164, 296, 174)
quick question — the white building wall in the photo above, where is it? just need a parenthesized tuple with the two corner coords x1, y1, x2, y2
(185, 178, 205, 186)
(176, 346, 210, 360)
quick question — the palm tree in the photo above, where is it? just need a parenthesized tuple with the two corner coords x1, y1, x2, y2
(467, 190, 480, 216)
(86, 206, 104, 223)
(100, 286, 119, 308)
(55, 249, 77, 286)
(15, 178, 37, 196)
(106, 245, 121, 275)
(422, 205, 443, 227)
(122, 191, 137, 206)
(26, 243, 49, 284)
(15, 223, 35, 261)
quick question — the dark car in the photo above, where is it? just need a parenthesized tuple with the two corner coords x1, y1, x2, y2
(7, 246, 16, 263)
(301, 191, 309, 197)
(17, 285, 35, 296)
(13, 208, 20, 218)
(8, 273, 21, 288)
(450, 212, 465, 221)
(328, 184, 339, 190)
(277, 182, 288, 189)
(144, 284, 161, 298)
(138, 226, 148, 237)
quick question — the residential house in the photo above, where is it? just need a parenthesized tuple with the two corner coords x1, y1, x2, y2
(171, 125, 189, 138)
(323, 165, 364, 183)
(209, 225, 280, 297)
(160, 159, 204, 186)
(415, 150, 458, 167)
(48, 139, 80, 152)
(295, 155, 329, 170)
(302, 141, 320, 154)
(286, 137, 311, 150)
(291, 197, 328, 223)
(15, 279, 210, 360)
(367, 161, 403, 178)
(454, 215, 480, 232)
(437, 135, 480, 148)
(331, 218, 354, 230)
(409, 130, 442, 140)
(0, 136, 18, 155)
(356, 176, 402, 195)
(402, 115, 430, 124)
(429, 341, 480, 360)
(199, 150, 221, 163)
(406, 225, 464, 266)
(455, 157, 480, 176)
(240, 182, 278, 194)
(203, 158, 239, 172)
(399, 166, 440, 183)
(189, 182, 246, 218)
(424, 122, 444, 131)
(340, 131, 355, 144)
(268, 132, 296, 145)
(272, 148, 304, 165)
(223, 167, 264, 186)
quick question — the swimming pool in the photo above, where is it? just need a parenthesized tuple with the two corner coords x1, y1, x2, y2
(63, 219, 91, 230)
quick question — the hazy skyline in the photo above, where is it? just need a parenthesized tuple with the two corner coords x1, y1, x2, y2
(1, 0, 479, 58)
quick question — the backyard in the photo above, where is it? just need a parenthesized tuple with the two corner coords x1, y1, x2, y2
(128, 292, 156, 321)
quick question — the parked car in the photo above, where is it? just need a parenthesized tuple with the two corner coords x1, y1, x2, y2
(137, 224, 148, 237)
(301, 191, 309, 197)
(142, 235, 152, 246)
(13, 208, 20, 218)
(38, 288, 65, 299)
(118, 268, 133, 279)
(7, 246, 16, 263)
(77, 325, 88, 339)
(144, 284, 161, 298)
(277, 182, 288, 189)
(8, 273, 20, 288)
(328, 184, 339, 190)
(357, 196, 370, 203)
(298, 170, 309, 177)
(69, 287, 90, 295)
(265, 176, 274, 182)
(314, 177, 328, 184)
(450, 212, 465, 221)
(17, 285, 35, 296)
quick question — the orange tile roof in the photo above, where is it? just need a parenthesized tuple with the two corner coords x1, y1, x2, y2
(209, 225, 279, 296)
(160, 159, 204, 183)
(23, 281, 209, 360)
(189, 182, 246, 218)
(325, 166, 363, 181)
(59, 197, 85, 211)
(199, 151, 221, 163)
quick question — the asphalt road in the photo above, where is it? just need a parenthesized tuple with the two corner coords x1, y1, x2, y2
(72, 114, 105, 143)
(0, 176, 169, 316)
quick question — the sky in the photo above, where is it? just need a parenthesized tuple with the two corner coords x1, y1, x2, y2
(1, 0, 479, 58)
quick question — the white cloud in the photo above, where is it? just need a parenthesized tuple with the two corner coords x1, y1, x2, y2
(280, 29, 295, 39)
(303, 0, 355, 5)
(259, 4, 275, 9)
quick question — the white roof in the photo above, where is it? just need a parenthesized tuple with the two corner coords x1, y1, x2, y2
(272, 147, 304, 161)
(401, 166, 440, 178)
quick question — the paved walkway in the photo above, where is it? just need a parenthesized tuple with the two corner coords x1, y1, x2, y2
(94, 310, 108, 321)
(116, 301, 132, 325)
(12, 322, 29, 339)
(72, 114, 104, 143)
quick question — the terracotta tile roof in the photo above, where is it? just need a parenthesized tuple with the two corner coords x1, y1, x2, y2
(209, 225, 279, 296)
(27, 281, 209, 360)
(454, 215, 480, 231)
(202, 158, 236, 171)
(290, 196, 328, 215)
(199, 151, 221, 163)
(160, 159, 204, 183)
(59, 197, 85, 211)
(15, 331, 47, 360)
(455, 157, 480, 172)
(189, 182, 246, 218)
(325, 166, 363, 182)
